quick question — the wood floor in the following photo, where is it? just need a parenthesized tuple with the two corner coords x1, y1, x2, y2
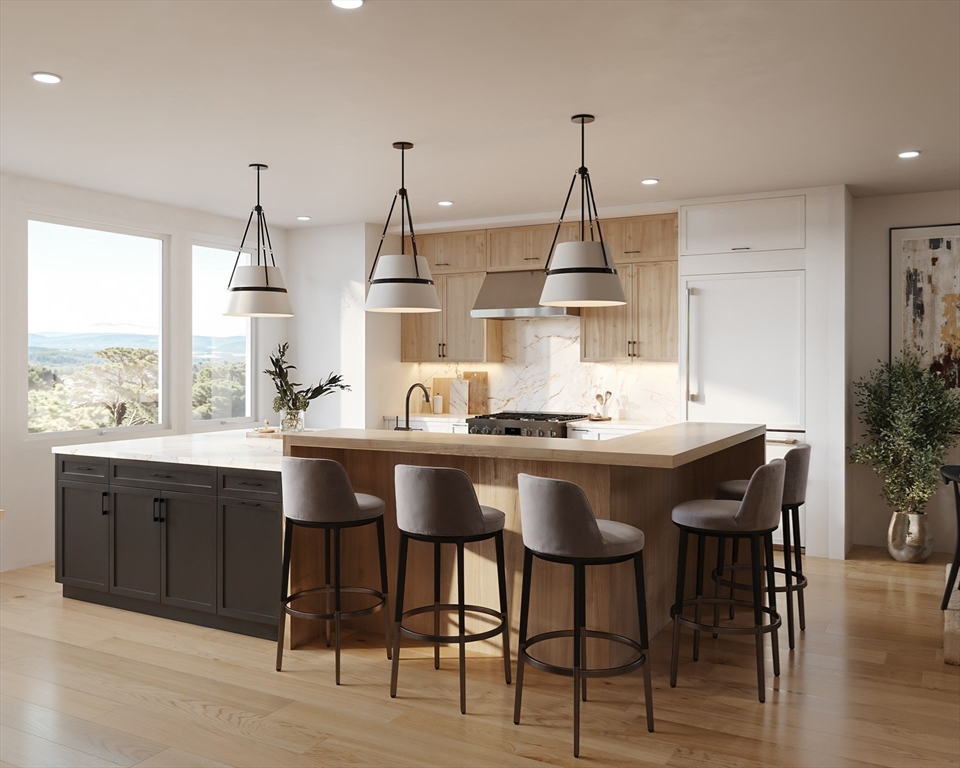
(1, 547, 957, 768)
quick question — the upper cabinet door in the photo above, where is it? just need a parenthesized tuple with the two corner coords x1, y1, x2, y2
(618, 215, 679, 263)
(580, 266, 633, 362)
(488, 223, 578, 271)
(401, 309, 443, 363)
(407, 231, 486, 273)
(680, 196, 805, 255)
(442, 272, 500, 362)
(634, 261, 679, 361)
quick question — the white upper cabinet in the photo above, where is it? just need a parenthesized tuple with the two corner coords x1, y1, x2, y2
(679, 195, 805, 256)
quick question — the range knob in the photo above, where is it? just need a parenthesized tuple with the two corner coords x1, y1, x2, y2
(481, 427, 490, 435)
(550, 429, 557, 437)
(469, 426, 480, 434)
(523, 428, 531, 436)
(537, 429, 544, 437)
(492, 427, 503, 435)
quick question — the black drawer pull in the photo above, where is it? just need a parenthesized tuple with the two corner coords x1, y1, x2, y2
(74, 466, 96, 471)
(236, 501, 262, 507)
(102, 492, 109, 515)
(150, 473, 173, 479)
(731, 246, 751, 251)
(238, 481, 263, 487)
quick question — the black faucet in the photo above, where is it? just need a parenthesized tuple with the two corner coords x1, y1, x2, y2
(397, 383, 431, 430)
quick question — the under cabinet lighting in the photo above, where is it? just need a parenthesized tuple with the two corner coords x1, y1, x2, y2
(32, 72, 61, 84)
(898, 150, 920, 159)
(641, 178, 659, 185)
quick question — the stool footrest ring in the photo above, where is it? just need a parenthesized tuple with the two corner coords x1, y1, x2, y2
(520, 629, 647, 679)
(282, 585, 386, 622)
(671, 596, 781, 635)
(712, 563, 808, 593)
(398, 602, 507, 645)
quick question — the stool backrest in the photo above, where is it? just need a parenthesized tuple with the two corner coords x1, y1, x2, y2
(736, 458, 786, 531)
(394, 465, 486, 537)
(281, 456, 361, 522)
(517, 474, 606, 558)
(782, 443, 811, 507)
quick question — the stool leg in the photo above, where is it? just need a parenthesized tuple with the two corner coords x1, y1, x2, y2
(376, 517, 392, 661)
(390, 533, 409, 699)
(573, 562, 583, 758)
(943, 483, 960, 610)
(749, 534, 765, 703)
(693, 534, 705, 661)
(781, 506, 796, 650)
(792, 505, 806, 631)
(333, 526, 342, 686)
(457, 540, 467, 715)
(634, 551, 654, 733)
(764, 532, 780, 678)
(729, 538, 739, 620)
(513, 548, 533, 726)
(713, 536, 726, 639)
(495, 531, 512, 685)
(433, 541, 441, 670)
(324, 528, 331, 648)
(276, 521, 293, 672)
(579, 563, 587, 702)
(670, 529, 689, 688)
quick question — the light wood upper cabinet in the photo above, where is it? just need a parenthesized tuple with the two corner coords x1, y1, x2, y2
(602, 214, 678, 264)
(403, 230, 486, 274)
(487, 222, 579, 271)
(400, 272, 501, 363)
(580, 262, 678, 362)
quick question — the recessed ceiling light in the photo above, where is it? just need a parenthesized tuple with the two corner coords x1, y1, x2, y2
(296, 216, 311, 221)
(641, 178, 659, 185)
(438, 201, 454, 206)
(898, 150, 920, 159)
(32, 72, 61, 84)
(331, 0, 363, 8)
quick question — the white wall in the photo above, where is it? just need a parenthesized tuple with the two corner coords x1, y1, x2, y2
(848, 189, 960, 552)
(0, 173, 288, 571)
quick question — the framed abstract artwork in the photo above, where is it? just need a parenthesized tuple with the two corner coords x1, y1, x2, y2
(889, 223, 960, 388)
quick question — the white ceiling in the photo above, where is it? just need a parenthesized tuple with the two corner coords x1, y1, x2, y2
(1, 0, 958, 229)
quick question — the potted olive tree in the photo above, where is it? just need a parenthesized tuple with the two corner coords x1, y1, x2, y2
(264, 343, 350, 432)
(850, 353, 960, 562)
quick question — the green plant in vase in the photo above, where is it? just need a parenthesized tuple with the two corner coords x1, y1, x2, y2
(850, 352, 960, 562)
(264, 343, 350, 432)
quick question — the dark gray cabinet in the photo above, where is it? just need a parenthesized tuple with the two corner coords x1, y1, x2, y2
(56, 454, 281, 639)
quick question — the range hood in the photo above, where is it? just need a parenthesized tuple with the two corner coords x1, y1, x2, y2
(470, 270, 580, 319)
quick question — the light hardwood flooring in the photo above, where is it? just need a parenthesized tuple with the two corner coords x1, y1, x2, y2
(1, 547, 957, 767)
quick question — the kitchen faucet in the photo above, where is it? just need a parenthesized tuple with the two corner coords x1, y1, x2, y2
(397, 383, 430, 431)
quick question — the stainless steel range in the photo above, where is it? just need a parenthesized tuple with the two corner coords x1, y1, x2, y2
(466, 411, 589, 438)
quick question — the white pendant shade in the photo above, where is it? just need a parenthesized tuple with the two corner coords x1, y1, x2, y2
(225, 265, 294, 317)
(540, 241, 626, 307)
(366, 253, 441, 313)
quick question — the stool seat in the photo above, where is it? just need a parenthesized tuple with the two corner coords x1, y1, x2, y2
(672, 499, 743, 532)
(356, 493, 386, 518)
(479, 505, 506, 534)
(715, 479, 749, 501)
(597, 519, 645, 557)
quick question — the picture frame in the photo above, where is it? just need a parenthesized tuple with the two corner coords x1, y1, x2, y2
(889, 223, 960, 387)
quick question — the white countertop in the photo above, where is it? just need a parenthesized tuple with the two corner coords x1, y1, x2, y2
(52, 430, 284, 472)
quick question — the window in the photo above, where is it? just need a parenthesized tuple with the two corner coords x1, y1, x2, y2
(27, 220, 163, 433)
(192, 245, 251, 421)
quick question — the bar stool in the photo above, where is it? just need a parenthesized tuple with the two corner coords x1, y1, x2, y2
(941, 466, 960, 610)
(715, 443, 811, 649)
(390, 465, 511, 714)
(670, 459, 785, 703)
(515, 474, 654, 758)
(276, 457, 392, 684)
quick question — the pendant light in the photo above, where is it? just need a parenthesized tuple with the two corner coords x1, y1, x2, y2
(540, 115, 626, 308)
(365, 142, 441, 313)
(225, 163, 294, 317)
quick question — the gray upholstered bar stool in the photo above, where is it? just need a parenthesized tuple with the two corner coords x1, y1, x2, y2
(515, 474, 654, 758)
(714, 443, 811, 649)
(276, 457, 391, 684)
(391, 465, 511, 715)
(670, 459, 785, 703)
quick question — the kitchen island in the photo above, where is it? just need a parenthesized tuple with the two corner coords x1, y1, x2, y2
(284, 422, 765, 664)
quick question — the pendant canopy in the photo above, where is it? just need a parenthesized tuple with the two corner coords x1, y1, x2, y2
(366, 143, 441, 313)
(225, 164, 293, 318)
(540, 115, 626, 308)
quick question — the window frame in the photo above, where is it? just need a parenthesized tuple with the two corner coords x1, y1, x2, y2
(24, 213, 171, 440)
(187, 236, 259, 433)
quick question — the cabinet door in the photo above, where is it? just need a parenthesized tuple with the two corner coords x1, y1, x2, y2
(617, 215, 678, 264)
(400, 309, 443, 362)
(488, 223, 578, 270)
(634, 262, 679, 361)
(218, 498, 282, 624)
(405, 231, 486, 273)
(442, 272, 491, 362)
(580, 266, 633, 362)
(110, 487, 161, 602)
(680, 196, 805, 255)
(160, 491, 217, 613)
(56, 481, 109, 592)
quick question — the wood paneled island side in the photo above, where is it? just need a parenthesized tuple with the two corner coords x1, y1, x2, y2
(284, 423, 765, 663)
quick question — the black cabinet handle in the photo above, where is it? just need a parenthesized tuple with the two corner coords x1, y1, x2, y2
(238, 481, 263, 487)
(153, 498, 160, 523)
(158, 498, 166, 523)
(150, 472, 173, 479)
(101, 492, 109, 515)
(731, 247, 751, 251)
(75, 466, 96, 472)
(236, 501, 262, 507)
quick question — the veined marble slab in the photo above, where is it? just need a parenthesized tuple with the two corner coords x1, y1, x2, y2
(51, 430, 283, 472)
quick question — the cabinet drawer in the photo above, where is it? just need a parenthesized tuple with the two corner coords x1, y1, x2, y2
(57, 455, 109, 483)
(680, 195, 805, 255)
(110, 460, 216, 495)
(219, 468, 282, 502)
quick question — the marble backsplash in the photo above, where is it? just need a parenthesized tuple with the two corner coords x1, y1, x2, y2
(413, 317, 680, 423)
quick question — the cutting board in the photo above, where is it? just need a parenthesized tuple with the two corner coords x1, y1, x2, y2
(432, 372, 488, 414)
